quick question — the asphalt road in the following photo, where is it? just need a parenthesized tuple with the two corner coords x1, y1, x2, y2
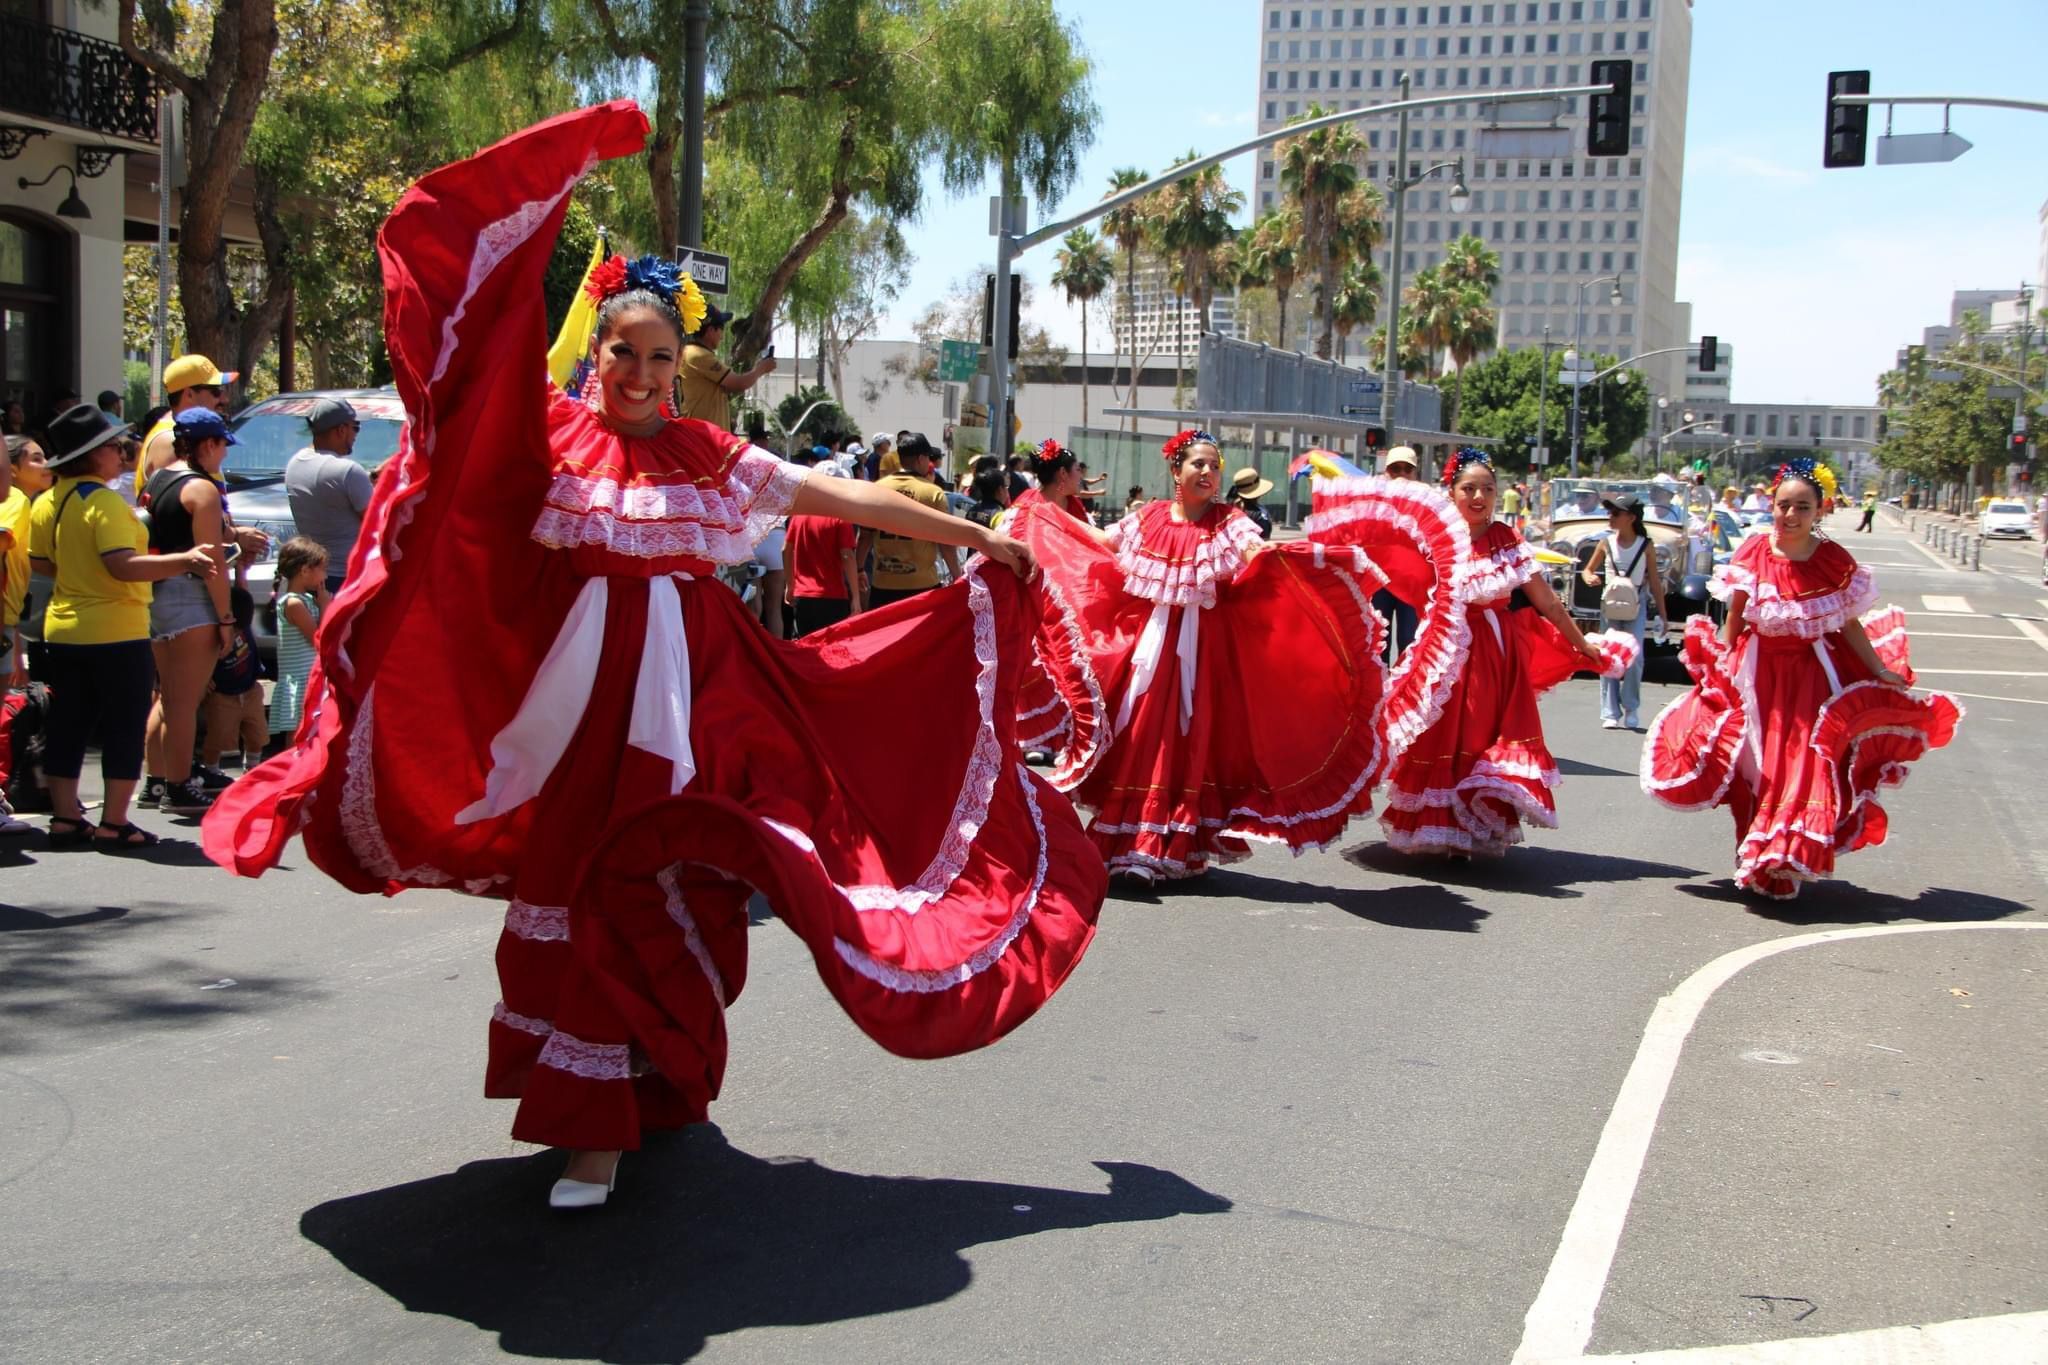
(3, 514, 2043, 1364)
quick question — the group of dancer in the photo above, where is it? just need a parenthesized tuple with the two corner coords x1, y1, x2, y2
(201, 102, 1961, 1209)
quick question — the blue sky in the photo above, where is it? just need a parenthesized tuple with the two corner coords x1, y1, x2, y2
(872, 0, 2048, 406)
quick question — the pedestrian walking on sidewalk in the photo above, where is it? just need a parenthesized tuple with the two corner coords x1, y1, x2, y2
(1857, 488, 1878, 533)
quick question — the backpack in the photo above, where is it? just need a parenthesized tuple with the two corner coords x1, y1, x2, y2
(1600, 535, 1648, 622)
(0, 682, 52, 813)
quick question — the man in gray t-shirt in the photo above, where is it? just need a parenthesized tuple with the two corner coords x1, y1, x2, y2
(284, 399, 371, 591)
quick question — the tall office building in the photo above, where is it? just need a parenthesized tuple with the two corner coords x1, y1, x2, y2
(1253, 0, 1694, 396)
(1110, 257, 1241, 362)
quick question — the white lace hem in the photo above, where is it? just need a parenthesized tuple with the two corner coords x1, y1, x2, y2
(505, 899, 570, 942)
(536, 1028, 633, 1081)
(657, 864, 729, 1008)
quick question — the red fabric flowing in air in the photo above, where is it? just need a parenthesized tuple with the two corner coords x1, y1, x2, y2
(1643, 536, 1961, 900)
(203, 101, 1102, 1149)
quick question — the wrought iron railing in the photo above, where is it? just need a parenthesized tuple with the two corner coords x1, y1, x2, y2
(0, 15, 158, 144)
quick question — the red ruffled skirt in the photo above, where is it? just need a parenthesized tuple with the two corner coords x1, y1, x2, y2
(1643, 610, 1962, 899)
(1381, 603, 1593, 855)
(1015, 512, 1393, 880)
(207, 568, 1103, 1149)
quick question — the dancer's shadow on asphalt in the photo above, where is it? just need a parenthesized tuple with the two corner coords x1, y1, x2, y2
(1554, 755, 1637, 778)
(1343, 844, 1700, 905)
(1153, 866, 1489, 932)
(1676, 879, 2036, 928)
(299, 1125, 1231, 1363)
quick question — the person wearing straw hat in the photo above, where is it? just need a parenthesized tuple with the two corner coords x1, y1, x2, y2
(1229, 466, 1274, 539)
(26, 404, 220, 850)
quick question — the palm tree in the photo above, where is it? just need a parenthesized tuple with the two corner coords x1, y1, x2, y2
(1443, 284, 1499, 430)
(1278, 105, 1371, 360)
(1247, 206, 1302, 350)
(1052, 227, 1115, 428)
(1440, 233, 1502, 295)
(1330, 259, 1382, 362)
(1366, 324, 1431, 378)
(1102, 167, 1151, 434)
(1400, 266, 1460, 380)
(1151, 151, 1242, 395)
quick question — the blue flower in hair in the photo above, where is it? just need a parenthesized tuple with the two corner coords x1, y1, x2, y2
(623, 253, 685, 302)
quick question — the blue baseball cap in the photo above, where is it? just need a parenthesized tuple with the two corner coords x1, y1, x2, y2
(173, 407, 239, 445)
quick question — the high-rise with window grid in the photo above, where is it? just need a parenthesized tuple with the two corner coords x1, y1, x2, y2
(1254, 0, 1693, 397)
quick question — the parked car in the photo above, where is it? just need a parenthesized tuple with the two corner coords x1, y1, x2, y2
(1978, 499, 2033, 539)
(223, 389, 407, 661)
(1534, 478, 1715, 640)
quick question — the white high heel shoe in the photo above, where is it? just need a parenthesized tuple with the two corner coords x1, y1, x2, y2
(549, 1157, 621, 1210)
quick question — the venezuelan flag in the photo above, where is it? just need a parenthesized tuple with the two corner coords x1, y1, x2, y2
(547, 228, 609, 395)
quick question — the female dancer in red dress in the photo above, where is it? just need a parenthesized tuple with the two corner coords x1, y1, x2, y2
(203, 102, 1103, 1208)
(1315, 448, 1635, 857)
(1012, 430, 1469, 882)
(1642, 459, 1960, 899)
(1006, 440, 1091, 523)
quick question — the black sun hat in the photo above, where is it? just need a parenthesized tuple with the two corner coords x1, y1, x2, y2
(44, 402, 134, 469)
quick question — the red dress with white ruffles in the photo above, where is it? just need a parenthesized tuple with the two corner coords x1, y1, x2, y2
(1642, 534, 1961, 900)
(202, 101, 1102, 1149)
(1361, 519, 1615, 856)
(1015, 494, 1454, 880)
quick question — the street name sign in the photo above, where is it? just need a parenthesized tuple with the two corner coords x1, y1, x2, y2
(938, 339, 983, 383)
(672, 247, 731, 295)
(1875, 131, 1972, 165)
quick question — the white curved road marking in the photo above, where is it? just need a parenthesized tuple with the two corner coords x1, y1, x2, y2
(1523, 1308, 2048, 1363)
(1512, 920, 2048, 1365)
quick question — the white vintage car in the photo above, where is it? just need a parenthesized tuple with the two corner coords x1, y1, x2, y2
(1978, 499, 2034, 539)
(1532, 478, 1721, 638)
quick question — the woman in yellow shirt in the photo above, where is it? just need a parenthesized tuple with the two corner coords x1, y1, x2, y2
(26, 406, 219, 850)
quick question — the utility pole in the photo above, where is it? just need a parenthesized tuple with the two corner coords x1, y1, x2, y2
(1535, 325, 1552, 477)
(1380, 76, 1412, 445)
(678, 0, 712, 251)
(989, 153, 1019, 454)
(2015, 281, 2035, 494)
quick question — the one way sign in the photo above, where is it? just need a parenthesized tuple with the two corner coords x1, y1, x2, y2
(672, 247, 731, 296)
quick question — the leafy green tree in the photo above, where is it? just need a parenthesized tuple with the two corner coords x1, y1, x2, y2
(1278, 107, 1380, 361)
(1330, 259, 1380, 362)
(1243, 206, 1303, 352)
(1456, 346, 1646, 476)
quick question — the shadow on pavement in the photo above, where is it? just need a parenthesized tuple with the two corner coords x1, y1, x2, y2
(1676, 879, 2038, 928)
(1343, 843, 1700, 903)
(1554, 755, 1637, 778)
(1169, 867, 1490, 933)
(0, 903, 324, 1057)
(299, 1125, 1232, 1362)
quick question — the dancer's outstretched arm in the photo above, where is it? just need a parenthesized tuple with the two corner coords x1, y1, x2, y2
(792, 474, 1037, 580)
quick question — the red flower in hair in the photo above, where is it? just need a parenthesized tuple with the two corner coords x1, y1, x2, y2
(582, 255, 629, 305)
(1038, 438, 1065, 461)
(1162, 430, 1198, 462)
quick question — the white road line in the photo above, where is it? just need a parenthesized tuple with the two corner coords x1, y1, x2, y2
(1936, 688, 2048, 707)
(1921, 594, 1972, 612)
(1525, 1308, 2048, 1363)
(2006, 614, 2048, 660)
(1913, 669, 2048, 677)
(1905, 535, 1961, 572)
(1904, 631, 2030, 641)
(1511, 921, 2048, 1365)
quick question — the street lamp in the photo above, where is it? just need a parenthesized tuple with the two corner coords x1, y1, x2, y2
(1379, 74, 1473, 452)
(1567, 273, 1627, 477)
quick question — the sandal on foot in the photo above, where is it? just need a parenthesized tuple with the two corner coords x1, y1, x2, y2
(47, 816, 99, 848)
(92, 821, 162, 852)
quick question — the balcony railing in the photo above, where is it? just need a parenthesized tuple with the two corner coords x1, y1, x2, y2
(0, 14, 158, 144)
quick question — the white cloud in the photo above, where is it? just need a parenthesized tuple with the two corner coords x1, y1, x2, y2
(1199, 109, 1255, 128)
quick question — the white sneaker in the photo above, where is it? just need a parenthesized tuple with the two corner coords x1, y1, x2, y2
(1602, 717, 1622, 729)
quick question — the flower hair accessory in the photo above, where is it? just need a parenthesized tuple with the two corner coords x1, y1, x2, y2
(1037, 438, 1068, 462)
(1439, 445, 1491, 487)
(583, 252, 709, 334)
(1162, 429, 1217, 464)
(1771, 456, 1838, 502)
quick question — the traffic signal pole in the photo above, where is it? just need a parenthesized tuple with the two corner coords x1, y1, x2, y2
(980, 79, 1614, 457)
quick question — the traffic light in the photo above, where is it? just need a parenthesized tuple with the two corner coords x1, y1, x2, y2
(1824, 70, 1870, 169)
(1698, 335, 1718, 373)
(2012, 432, 2030, 452)
(980, 272, 1022, 359)
(1587, 59, 1632, 158)
(1364, 427, 1386, 452)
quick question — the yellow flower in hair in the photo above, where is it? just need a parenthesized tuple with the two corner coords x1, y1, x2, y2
(674, 274, 708, 335)
(1813, 463, 1838, 501)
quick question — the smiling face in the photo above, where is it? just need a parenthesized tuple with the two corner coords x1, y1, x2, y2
(1772, 476, 1820, 541)
(1451, 462, 1497, 527)
(594, 304, 683, 428)
(11, 440, 51, 494)
(1174, 444, 1223, 510)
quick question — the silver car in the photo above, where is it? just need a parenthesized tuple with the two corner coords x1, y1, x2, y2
(223, 389, 406, 660)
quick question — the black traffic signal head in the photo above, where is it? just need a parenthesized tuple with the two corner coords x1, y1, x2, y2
(1698, 335, 1718, 373)
(2013, 432, 2030, 450)
(1365, 427, 1386, 451)
(1587, 59, 1632, 158)
(1824, 70, 1870, 169)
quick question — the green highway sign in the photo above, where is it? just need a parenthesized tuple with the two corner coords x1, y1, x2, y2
(938, 339, 983, 383)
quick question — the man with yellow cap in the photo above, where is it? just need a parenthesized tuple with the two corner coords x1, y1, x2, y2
(137, 354, 236, 499)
